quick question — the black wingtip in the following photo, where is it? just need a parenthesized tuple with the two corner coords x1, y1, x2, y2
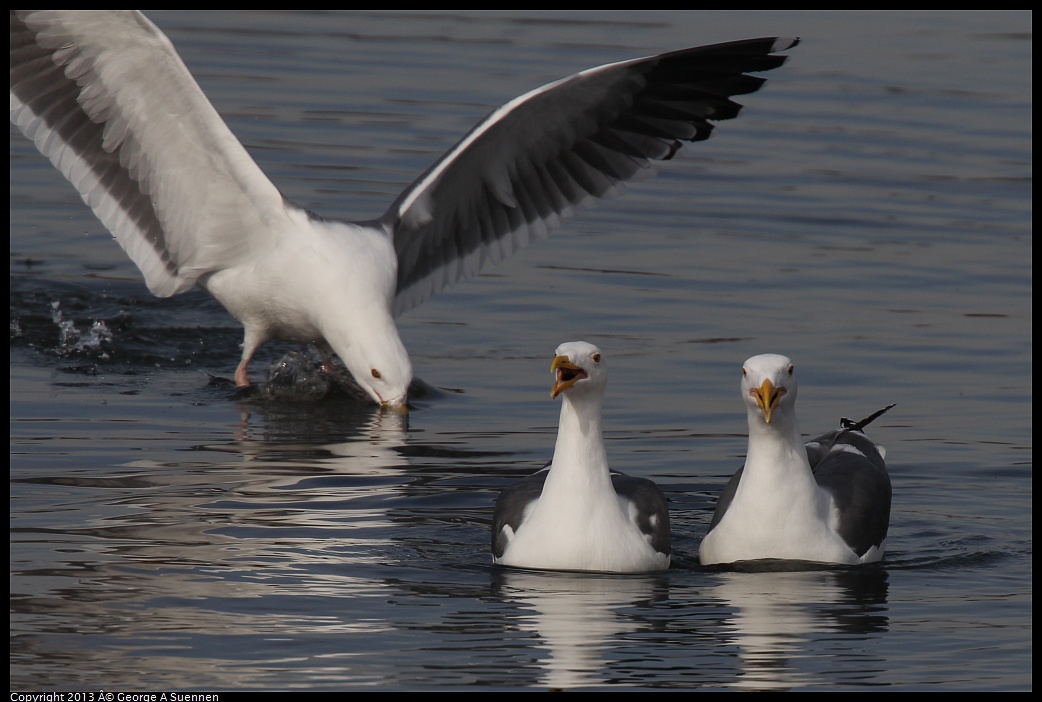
(840, 403, 897, 431)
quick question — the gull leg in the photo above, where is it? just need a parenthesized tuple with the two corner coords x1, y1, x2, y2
(234, 358, 251, 386)
(236, 329, 266, 387)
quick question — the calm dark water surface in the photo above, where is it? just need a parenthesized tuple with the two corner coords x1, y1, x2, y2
(9, 10, 1031, 690)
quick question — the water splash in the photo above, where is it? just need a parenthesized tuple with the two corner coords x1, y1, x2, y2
(262, 348, 332, 401)
(50, 301, 114, 357)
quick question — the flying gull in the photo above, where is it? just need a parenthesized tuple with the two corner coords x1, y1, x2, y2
(493, 341, 671, 573)
(699, 354, 894, 566)
(10, 10, 797, 407)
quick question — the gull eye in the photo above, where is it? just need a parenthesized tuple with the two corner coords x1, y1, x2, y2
(591, 353, 601, 363)
(787, 364, 794, 376)
(371, 368, 382, 379)
(742, 367, 748, 378)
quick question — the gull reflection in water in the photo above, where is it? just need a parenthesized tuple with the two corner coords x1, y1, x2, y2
(492, 568, 668, 690)
(706, 567, 889, 690)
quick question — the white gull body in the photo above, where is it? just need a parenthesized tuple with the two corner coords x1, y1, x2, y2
(699, 354, 893, 566)
(493, 342, 670, 573)
(10, 11, 797, 407)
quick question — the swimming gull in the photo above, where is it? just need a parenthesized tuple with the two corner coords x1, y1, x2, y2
(10, 10, 798, 407)
(493, 341, 670, 573)
(699, 354, 893, 566)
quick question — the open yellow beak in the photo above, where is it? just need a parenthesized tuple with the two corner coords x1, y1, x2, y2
(550, 355, 585, 398)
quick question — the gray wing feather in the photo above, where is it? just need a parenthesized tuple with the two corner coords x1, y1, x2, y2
(811, 405, 895, 557)
(611, 470, 671, 557)
(491, 466, 549, 559)
(10, 11, 288, 297)
(387, 37, 799, 316)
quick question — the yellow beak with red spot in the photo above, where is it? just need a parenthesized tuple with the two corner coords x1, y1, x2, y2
(752, 377, 786, 424)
